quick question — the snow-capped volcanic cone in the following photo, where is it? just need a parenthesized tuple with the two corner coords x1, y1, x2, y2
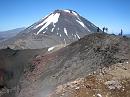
(1, 9, 100, 49)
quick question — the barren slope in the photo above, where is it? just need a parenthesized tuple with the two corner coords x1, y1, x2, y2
(18, 33, 130, 97)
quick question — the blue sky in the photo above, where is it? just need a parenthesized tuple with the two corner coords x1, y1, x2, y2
(0, 0, 130, 34)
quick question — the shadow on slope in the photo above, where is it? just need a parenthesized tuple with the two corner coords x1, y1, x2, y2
(0, 47, 47, 97)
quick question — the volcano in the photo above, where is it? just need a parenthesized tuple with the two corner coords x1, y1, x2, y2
(1, 9, 101, 49)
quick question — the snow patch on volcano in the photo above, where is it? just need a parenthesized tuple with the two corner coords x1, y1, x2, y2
(76, 33, 80, 39)
(48, 46, 55, 51)
(51, 28, 54, 32)
(64, 28, 68, 36)
(64, 10, 78, 16)
(76, 20, 90, 32)
(36, 13, 60, 34)
(64, 10, 71, 13)
(76, 20, 86, 28)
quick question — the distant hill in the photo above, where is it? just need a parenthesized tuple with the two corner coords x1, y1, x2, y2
(0, 27, 25, 42)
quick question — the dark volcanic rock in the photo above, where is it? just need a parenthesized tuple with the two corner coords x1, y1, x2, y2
(0, 48, 47, 97)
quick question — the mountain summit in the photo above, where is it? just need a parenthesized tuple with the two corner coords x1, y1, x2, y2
(1, 9, 100, 49)
(30, 9, 98, 35)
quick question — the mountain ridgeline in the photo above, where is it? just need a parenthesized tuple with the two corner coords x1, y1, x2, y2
(0, 28, 25, 42)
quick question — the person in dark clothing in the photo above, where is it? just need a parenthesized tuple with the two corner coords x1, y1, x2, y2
(97, 27, 100, 32)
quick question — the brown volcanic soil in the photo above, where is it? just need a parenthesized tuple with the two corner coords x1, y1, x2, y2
(49, 62, 130, 97)
(17, 33, 130, 97)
